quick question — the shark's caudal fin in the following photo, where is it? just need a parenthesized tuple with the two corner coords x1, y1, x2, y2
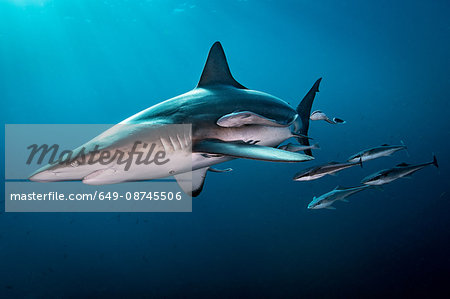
(197, 42, 246, 89)
(294, 78, 322, 156)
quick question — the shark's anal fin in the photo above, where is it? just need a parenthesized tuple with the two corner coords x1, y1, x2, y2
(193, 139, 314, 162)
(174, 167, 209, 197)
(197, 42, 246, 89)
(217, 111, 290, 128)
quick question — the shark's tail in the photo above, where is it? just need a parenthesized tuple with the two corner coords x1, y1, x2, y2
(293, 78, 322, 156)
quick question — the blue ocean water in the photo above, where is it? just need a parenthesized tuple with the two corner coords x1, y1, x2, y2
(1, 0, 449, 297)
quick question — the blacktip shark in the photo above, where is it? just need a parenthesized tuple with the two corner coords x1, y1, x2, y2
(29, 42, 321, 196)
(348, 142, 407, 163)
(310, 110, 345, 124)
(361, 155, 439, 186)
(307, 185, 371, 210)
(293, 158, 362, 181)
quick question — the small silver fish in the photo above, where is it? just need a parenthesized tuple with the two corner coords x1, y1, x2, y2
(348, 142, 407, 163)
(293, 159, 362, 181)
(361, 155, 439, 185)
(310, 110, 346, 124)
(307, 185, 371, 210)
(278, 142, 320, 152)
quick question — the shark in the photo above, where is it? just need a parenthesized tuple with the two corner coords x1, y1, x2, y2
(29, 42, 321, 196)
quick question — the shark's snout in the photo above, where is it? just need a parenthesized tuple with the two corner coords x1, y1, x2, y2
(29, 170, 57, 182)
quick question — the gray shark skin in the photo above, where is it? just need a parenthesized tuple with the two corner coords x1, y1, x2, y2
(361, 155, 439, 186)
(29, 42, 320, 197)
(348, 143, 407, 163)
(307, 185, 371, 210)
(293, 159, 362, 181)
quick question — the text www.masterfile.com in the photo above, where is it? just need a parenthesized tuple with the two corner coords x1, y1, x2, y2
(9, 191, 183, 201)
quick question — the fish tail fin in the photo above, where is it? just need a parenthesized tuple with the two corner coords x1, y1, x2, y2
(432, 154, 439, 168)
(293, 78, 322, 156)
(312, 143, 320, 150)
(401, 140, 410, 157)
(333, 117, 346, 124)
(371, 185, 384, 191)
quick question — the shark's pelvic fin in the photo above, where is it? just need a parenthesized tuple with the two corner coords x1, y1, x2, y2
(217, 111, 290, 128)
(174, 167, 209, 197)
(193, 139, 314, 162)
(197, 42, 246, 89)
(294, 78, 322, 156)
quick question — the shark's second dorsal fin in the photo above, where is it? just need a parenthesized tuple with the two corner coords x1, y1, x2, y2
(197, 42, 246, 89)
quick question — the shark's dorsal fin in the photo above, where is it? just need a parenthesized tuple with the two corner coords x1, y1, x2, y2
(197, 42, 246, 89)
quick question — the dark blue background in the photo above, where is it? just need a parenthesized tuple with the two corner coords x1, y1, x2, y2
(1, 0, 449, 297)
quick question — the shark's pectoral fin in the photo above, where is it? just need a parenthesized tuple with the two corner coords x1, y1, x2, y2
(174, 167, 209, 197)
(193, 139, 314, 162)
(217, 111, 291, 128)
